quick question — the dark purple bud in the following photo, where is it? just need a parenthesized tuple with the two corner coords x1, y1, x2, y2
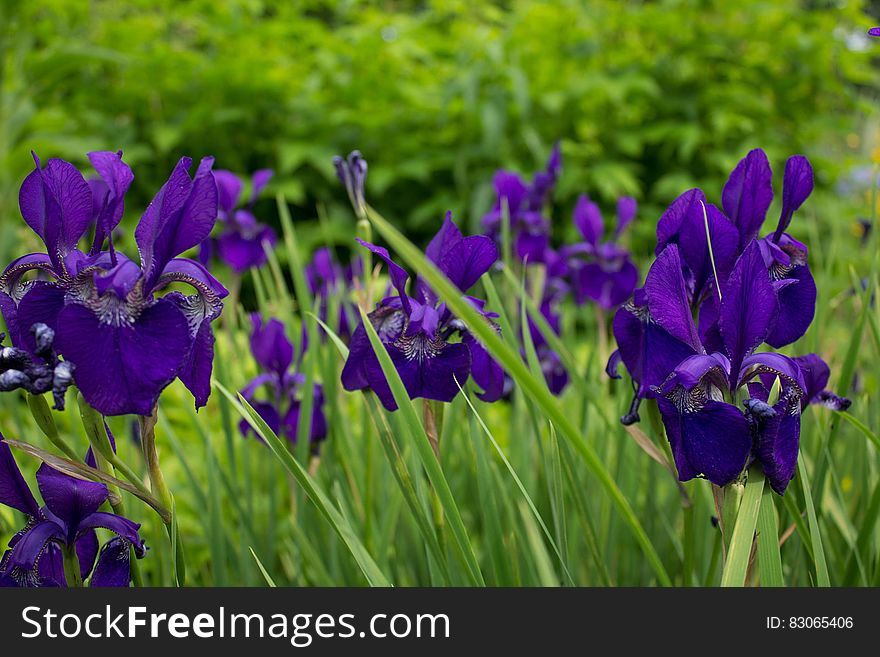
(334, 150, 368, 217)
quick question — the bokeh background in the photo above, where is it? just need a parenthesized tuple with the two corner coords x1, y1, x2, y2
(2, 0, 879, 265)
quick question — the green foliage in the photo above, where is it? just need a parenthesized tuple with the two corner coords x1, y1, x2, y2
(1, 0, 878, 255)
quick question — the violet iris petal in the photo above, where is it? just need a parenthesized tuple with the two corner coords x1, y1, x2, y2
(718, 242, 780, 389)
(87, 151, 134, 257)
(0, 441, 144, 587)
(19, 154, 93, 273)
(136, 156, 217, 290)
(344, 213, 500, 411)
(792, 353, 851, 411)
(55, 299, 191, 416)
(773, 155, 813, 242)
(721, 148, 773, 250)
(6, 153, 226, 415)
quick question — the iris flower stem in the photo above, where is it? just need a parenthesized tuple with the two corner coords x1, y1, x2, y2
(139, 408, 186, 586)
(26, 393, 79, 461)
(76, 395, 146, 586)
(718, 481, 745, 556)
(356, 216, 373, 306)
(422, 401, 446, 553)
(62, 545, 82, 588)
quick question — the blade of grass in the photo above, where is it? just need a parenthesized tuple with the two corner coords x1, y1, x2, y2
(249, 547, 277, 587)
(215, 381, 391, 587)
(358, 305, 484, 586)
(720, 469, 764, 587)
(757, 483, 783, 587)
(366, 205, 671, 585)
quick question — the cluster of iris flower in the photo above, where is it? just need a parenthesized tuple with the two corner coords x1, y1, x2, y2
(341, 213, 504, 410)
(0, 436, 145, 587)
(0, 150, 232, 587)
(199, 169, 276, 274)
(0, 151, 228, 417)
(480, 145, 640, 396)
(239, 314, 327, 448)
(607, 149, 850, 494)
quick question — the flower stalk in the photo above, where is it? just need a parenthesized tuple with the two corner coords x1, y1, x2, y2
(27, 393, 79, 461)
(139, 407, 186, 585)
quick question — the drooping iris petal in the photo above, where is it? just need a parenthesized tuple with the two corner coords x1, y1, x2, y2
(76, 512, 144, 555)
(282, 392, 328, 444)
(371, 338, 471, 410)
(0, 439, 39, 517)
(75, 529, 99, 581)
(35, 464, 108, 533)
(5, 520, 65, 578)
(721, 148, 773, 249)
(249, 315, 294, 377)
(87, 151, 133, 255)
(755, 399, 801, 495)
(462, 332, 505, 402)
(655, 188, 706, 255)
(573, 194, 604, 246)
(773, 155, 813, 241)
(216, 224, 277, 273)
(514, 231, 550, 264)
(19, 155, 93, 270)
(576, 259, 639, 310)
(870, 27, 880, 37)
(612, 303, 697, 399)
(136, 156, 218, 289)
(657, 398, 752, 486)
(765, 264, 815, 348)
(89, 537, 135, 587)
(55, 298, 191, 416)
(340, 305, 405, 393)
(644, 246, 703, 351)
(719, 242, 779, 387)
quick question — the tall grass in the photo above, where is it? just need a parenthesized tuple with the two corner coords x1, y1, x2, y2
(0, 184, 877, 587)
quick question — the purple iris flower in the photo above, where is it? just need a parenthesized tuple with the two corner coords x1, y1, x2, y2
(239, 314, 327, 447)
(306, 247, 362, 343)
(869, 27, 880, 37)
(566, 194, 640, 310)
(0, 151, 228, 417)
(525, 298, 569, 396)
(342, 213, 504, 411)
(200, 169, 276, 273)
(481, 143, 561, 264)
(0, 438, 145, 587)
(656, 150, 817, 349)
(611, 239, 848, 494)
(1, 324, 73, 409)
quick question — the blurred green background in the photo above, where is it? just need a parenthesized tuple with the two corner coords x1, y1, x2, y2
(2, 0, 879, 263)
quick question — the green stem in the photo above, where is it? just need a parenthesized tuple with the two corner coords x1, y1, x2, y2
(27, 393, 79, 460)
(720, 469, 764, 587)
(62, 545, 82, 587)
(139, 408, 186, 586)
